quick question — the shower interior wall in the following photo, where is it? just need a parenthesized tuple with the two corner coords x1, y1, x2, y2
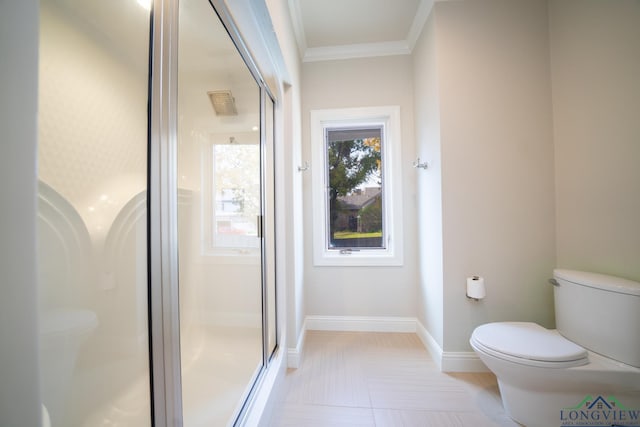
(37, 4, 152, 424)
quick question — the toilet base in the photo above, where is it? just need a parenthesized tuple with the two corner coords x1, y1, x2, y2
(497, 380, 640, 427)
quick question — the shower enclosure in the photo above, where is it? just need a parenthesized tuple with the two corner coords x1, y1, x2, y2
(37, 0, 278, 425)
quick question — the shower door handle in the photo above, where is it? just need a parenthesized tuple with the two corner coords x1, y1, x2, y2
(257, 215, 263, 238)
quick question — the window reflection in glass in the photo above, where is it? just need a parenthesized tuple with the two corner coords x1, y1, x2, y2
(212, 143, 260, 250)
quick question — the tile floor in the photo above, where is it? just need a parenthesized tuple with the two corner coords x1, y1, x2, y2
(268, 331, 521, 426)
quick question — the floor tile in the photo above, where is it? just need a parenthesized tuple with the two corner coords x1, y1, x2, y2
(270, 403, 375, 427)
(269, 331, 518, 427)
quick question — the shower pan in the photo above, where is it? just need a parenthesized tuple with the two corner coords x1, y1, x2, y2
(37, 0, 279, 425)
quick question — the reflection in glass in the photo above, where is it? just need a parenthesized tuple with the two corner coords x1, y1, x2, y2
(177, 0, 264, 425)
(212, 144, 260, 250)
(37, 0, 151, 425)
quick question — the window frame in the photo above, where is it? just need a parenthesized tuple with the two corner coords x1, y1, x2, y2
(310, 106, 404, 266)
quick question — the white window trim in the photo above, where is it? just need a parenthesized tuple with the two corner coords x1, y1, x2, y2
(310, 106, 404, 267)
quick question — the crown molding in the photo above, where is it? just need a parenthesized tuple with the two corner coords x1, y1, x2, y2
(287, 0, 307, 58)
(407, 0, 435, 51)
(303, 40, 411, 62)
(290, 0, 436, 62)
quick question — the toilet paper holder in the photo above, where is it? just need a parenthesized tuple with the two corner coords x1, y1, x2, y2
(466, 275, 486, 301)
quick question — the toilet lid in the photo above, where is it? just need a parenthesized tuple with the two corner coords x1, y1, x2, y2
(472, 322, 588, 363)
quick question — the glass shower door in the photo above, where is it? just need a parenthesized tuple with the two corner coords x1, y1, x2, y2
(37, 0, 278, 425)
(177, 0, 264, 424)
(37, 0, 152, 426)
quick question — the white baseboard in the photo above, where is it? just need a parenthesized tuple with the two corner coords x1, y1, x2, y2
(415, 320, 488, 373)
(305, 315, 417, 332)
(287, 319, 306, 369)
(286, 315, 488, 373)
(442, 351, 488, 372)
(415, 320, 443, 371)
(287, 315, 414, 369)
(287, 348, 301, 369)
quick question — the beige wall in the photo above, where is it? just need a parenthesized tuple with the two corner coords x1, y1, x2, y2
(415, 0, 557, 352)
(549, 0, 640, 282)
(413, 0, 640, 355)
(301, 55, 419, 317)
(413, 11, 444, 347)
(265, 0, 306, 353)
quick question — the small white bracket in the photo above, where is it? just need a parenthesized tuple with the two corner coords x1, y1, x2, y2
(412, 157, 428, 170)
(298, 161, 310, 172)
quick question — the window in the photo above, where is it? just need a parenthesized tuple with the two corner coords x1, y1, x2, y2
(326, 126, 384, 249)
(311, 106, 403, 266)
(201, 135, 261, 257)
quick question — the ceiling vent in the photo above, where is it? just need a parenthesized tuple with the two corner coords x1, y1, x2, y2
(207, 90, 238, 116)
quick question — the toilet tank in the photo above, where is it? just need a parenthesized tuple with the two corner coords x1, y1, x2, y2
(553, 269, 640, 368)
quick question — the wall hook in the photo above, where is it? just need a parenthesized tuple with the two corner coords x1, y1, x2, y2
(298, 161, 310, 172)
(412, 157, 428, 169)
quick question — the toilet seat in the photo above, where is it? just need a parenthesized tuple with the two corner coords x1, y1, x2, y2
(471, 322, 589, 368)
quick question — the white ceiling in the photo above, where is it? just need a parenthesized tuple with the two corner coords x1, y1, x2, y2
(289, 0, 435, 62)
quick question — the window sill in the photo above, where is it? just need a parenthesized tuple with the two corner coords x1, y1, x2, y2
(313, 248, 403, 267)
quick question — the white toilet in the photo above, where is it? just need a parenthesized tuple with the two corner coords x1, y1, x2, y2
(470, 269, 640, 427)
(40, 309, 98, 426)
